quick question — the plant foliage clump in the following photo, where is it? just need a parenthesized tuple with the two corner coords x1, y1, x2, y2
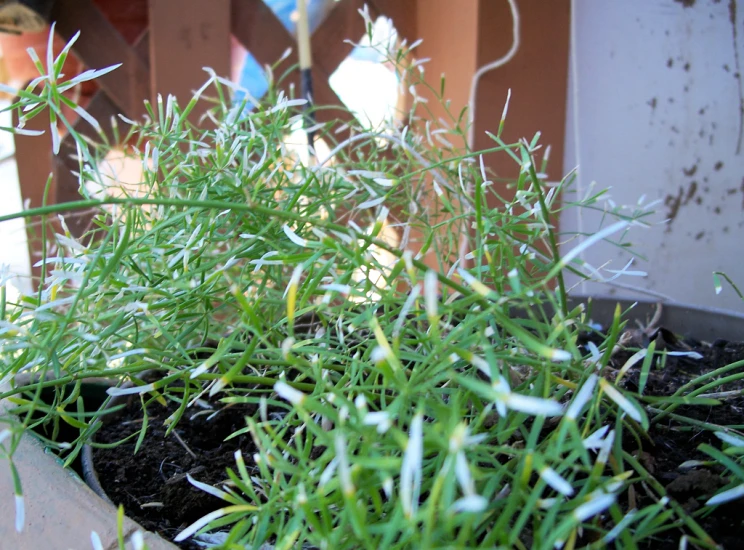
(1, 19, 742, 550)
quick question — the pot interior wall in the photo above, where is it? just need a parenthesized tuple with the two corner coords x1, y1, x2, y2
(568, 295, 744, 343)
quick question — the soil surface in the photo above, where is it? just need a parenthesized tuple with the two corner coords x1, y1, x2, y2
(92, 384, 260, 549)
(607, 329, 744, 549)
(89, 326, 744, 549)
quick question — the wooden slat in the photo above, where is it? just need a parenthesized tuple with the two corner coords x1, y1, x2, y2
(56, 29, 150, 174)
(310, 0, 365, 79)
(148, 0, 231, 124)
(368, 0, 417, 43)
(50, 0, 150, 119)
(231, 0, 361, 84)
(310, 0, 365, 135)
(305, 0, 367, 135)
(230, 0, 297, 80)
(231, 0, 371, 82)
(55, 31, 151, 232)
(231, 0, 354, 136)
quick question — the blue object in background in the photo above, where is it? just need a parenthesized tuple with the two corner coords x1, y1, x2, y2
(235, 0, 384, 103)
(237, 53, 270, 101)
(235, 0, 324, 102)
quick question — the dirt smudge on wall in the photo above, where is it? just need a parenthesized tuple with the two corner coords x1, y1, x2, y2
(686, 180, 698, 201)
(664, 180, 700, 232)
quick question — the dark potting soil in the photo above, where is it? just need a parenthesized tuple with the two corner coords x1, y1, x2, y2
(610, 333, 744, 549)
(90, 330, 744, 549)
(92, 390, 260, 550)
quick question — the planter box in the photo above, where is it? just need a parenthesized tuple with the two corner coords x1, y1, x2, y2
(0, 381, 178, 549)
(1, 296, 742, 548)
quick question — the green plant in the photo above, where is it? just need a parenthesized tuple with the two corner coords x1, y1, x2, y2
(713, 271, 743, 301)
(1, 19, 742, 550)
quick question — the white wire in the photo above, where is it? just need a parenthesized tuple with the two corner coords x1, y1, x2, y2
(460, 0, 520, 266)
(466, 0, 521, 150)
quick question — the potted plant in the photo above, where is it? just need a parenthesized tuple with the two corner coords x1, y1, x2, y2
(2, 22, 744, 550)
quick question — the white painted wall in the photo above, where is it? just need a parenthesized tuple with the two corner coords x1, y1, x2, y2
(562, 0, 744, 312)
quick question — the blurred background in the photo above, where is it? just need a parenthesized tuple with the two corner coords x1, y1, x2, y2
(0, 0, 742, 313)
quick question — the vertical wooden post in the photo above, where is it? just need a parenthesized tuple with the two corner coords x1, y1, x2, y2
(415, 0, 479, 124)
(410, 0, 480, 271)
(148, 0, 231, 124)
(473, 0, 570, 282)
(473, 0, 571, 187)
